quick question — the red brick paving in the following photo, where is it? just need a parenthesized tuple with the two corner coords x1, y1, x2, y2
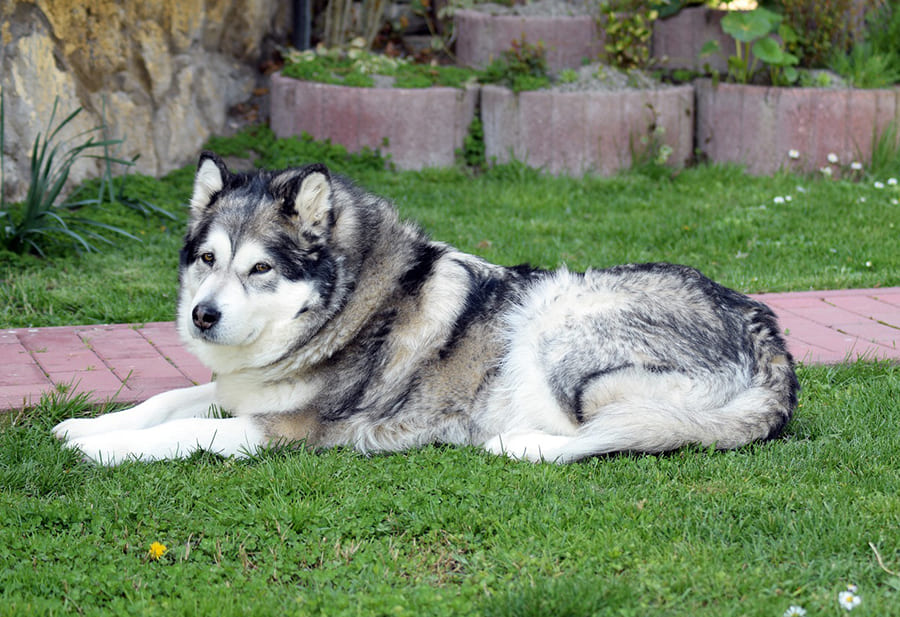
(0, 287, 898, 411)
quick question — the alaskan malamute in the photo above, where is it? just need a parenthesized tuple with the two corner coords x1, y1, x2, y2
(54, 152, 799, 465)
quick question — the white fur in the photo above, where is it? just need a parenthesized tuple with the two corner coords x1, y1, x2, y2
(190, 158, 224, 211)
(53, 384, 266, 465)
(177, 227, 319, 373)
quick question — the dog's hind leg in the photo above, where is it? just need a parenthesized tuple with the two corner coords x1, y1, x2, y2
(483, 432, 579, 463)
(53, 382, 218, 442)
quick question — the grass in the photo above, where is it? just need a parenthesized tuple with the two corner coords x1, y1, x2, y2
(1, 363, 899, 615)
(2, 128, 899, 328)
(1, 129, 899, 615)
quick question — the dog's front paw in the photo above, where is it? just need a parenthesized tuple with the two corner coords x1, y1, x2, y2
(53, 417, 104, 442)
(61, 433, 141, 466)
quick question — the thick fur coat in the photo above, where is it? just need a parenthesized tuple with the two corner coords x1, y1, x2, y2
(54, 153, 799, 464)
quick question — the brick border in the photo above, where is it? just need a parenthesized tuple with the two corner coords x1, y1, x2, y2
(481, 83, 694, 175)
(454, 9, 602, 71)
(269, 74, 478, 171)
(0, 323, 211, 411)
(696, 79, 900, 175)
(652, 6, 731, 73)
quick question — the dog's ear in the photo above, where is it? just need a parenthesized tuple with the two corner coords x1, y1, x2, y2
(279, 163, 332, 228)
(190, 151, 228, 212)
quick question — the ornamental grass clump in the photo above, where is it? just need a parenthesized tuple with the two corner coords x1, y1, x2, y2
(0, 95, 146, 257)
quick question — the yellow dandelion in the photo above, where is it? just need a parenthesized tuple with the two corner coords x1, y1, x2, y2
(148, 541, 167, 561)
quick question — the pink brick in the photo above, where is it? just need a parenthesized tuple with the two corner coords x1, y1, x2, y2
(385, 88, 431, 169)
(652, 6, 730, 73)
(696, 81, 746, 167)
(0, 383, 55, 409)
(550, 92, 586, 174)
(322, 85, 361, 152)
(137, 322, 184, 347)
(0, 342, 31, 364)
(106, 355, 186, 384)
(0, 331, 21, 345)
(455, 10, 599, 71)
(0, 361, 48, 387)
(481, 85, 517, 164)
(873, 291, 900, 306)
(33, 349, 102, 373)
(18, 329, 88, 353)
(49, 369, 126, 395)
(773, 88, 814, 174)
(809, 90, 850, 170)
(826, 296, 900, 324)
(585, 91, 623, 175)
(518, 90, 555, 170)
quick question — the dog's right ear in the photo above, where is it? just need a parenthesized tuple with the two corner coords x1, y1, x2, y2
(190, 151, 229, 212)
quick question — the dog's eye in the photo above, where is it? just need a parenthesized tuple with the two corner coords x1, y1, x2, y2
(200, 252, 215, 266)
(251, 262, 272, 275)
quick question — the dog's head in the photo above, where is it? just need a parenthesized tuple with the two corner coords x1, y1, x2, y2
(177, 152, 342, 372)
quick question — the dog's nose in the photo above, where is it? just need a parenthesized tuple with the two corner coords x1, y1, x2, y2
(192, 303, 221, 331)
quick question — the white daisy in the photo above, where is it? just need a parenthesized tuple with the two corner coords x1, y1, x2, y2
(828, 152, 839, 164)
(838, 589, 861, 610)
(784, 606, 806, 617)
(788, 149, 800, 159)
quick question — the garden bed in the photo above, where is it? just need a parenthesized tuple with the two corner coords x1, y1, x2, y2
(481, 82, 694, 175)
(269, 73, 478, 170)
(696, 79, 900, 175)
(454, 5, 601, 71)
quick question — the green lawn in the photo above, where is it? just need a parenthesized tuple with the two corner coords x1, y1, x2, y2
(1, 130, 899, 615)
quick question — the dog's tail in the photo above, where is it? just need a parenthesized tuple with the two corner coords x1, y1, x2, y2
(514, 303, 799, 463)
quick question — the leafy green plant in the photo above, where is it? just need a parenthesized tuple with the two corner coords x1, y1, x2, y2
(602, 1, 659, 70)
(478, 37, 550, 93)
(780, 0, 859, 68)
(628, 106, 676, 180)
(700, 7, 800, 85)
(282, 43, 477, 89)
(867, 119, 900, 180)
(0, 96, 142, 257)
(457, 116, 486, 170)
(829, 42, 900, 89)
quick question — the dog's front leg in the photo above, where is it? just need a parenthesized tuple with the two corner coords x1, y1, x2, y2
(63, 415, 266, 465)
(53, 382, 218, 442)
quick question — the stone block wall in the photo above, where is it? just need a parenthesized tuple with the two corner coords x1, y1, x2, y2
(270, 74, 478, 170)
(0, 0, 288, 201)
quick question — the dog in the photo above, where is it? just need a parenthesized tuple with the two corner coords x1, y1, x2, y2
(53, 152, 799, 465)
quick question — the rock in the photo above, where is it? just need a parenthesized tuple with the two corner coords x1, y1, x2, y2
(0, 0, 288, 202)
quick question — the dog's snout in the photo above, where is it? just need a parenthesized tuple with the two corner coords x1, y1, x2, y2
(192, 303, 221, 331)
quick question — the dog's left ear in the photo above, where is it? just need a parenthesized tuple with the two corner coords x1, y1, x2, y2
(284, 164, 332, 229)
(190, 151, 229, 213)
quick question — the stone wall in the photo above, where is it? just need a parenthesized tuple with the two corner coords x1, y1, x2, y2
(1, 0, 288, 201)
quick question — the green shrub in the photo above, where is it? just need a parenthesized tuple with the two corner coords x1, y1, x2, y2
(478, 37, 550, 93)
(780, 0, 862, 68)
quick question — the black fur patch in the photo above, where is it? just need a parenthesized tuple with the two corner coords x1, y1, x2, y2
(399, 242, 446, 295)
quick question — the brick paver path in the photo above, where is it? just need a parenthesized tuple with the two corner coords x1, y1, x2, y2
(1, 287, 898, 411)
